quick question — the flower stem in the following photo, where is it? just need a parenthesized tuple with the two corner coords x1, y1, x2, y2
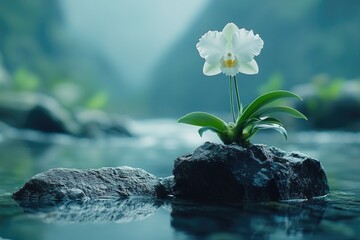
(229, 76, 236, 123)
(233, 75, 242, 116)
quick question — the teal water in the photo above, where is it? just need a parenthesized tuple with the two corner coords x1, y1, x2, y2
(0, 120, 360, 240)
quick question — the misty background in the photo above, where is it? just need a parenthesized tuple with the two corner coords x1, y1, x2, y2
(1, 3, 360, 239)
(0, 0, 359, 120)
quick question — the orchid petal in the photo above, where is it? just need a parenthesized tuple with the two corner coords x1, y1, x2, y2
(222, 23, 238, 43)
(203, 62, 222, 76)
(196, 30, 226, 65)
(238, 59, 259, 75)
(232, 29, 264, 63)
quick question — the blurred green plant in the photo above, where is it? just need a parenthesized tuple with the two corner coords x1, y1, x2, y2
(13, 67, 40, 91)
(0, 1, 123, 113)
(178, 23, 307, 147)
(313, 75, 344, 101)
(258, 72, 284, 94)
(86, 92, 109, 110)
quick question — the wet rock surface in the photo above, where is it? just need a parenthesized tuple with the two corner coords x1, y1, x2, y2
(13, 142, 329, 205)
(13, 166, 162, 204)
(13, 142, 329, 204)
(173, 142, 329, 201)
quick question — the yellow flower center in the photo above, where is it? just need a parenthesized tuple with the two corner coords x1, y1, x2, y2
(222, 53, 237, 68)
(223, 59, 237, 68)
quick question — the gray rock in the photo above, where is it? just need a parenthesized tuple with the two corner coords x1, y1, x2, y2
(13, 166, 162, 204)
(173, 142, 329, 201)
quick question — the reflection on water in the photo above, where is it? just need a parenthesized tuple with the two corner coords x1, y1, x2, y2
(12, 193, 360, 240)
(1, 120, 360, 240)
(17, 197, 163, 224)
(171, 199, 327, 240)
(14, 197, 328, 238)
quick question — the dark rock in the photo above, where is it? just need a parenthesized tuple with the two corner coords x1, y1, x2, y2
(18, 197, 162, 224)
(24, 103, 77, 134)
(292, 79, 360, 130)
(0, 92, 132, 138)
(76, 110, 132, 138)
(173, 142, 329, 201)
(13, 166, 162, 204)
(0, 92, 80, 135)
(157, 176, 175, 198)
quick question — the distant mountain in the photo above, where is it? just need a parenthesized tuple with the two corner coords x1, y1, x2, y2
(148, 0, 360, 117)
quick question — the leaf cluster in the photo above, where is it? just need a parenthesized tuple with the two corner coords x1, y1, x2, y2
(178, 90, 307, 146)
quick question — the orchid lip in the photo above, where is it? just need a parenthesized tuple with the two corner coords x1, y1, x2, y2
(223, 59, 237, 68)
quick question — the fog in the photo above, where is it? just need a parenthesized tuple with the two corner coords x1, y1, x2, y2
(61, 0, 208, 88)
(1, 1, 359, 121)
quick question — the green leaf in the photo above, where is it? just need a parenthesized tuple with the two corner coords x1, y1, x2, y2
(239, 90, 303, 123)
(241, 117, 283, 141)
(178, 112, 228, 133)
(198, 127, 220, 137)
(258, 117, 284, 126)
(254, 123, 288, 140)
(254, 106, 308, 120)
(244, 127, 259, 142)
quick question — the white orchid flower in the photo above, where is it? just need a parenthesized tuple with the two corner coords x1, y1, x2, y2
(179, 23, 307, 147)
(196, 23, 264, 76)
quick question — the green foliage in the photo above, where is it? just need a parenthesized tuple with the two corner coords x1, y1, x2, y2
(178, 90, 307, 146)
(235, 91, 306, 145)
(313, 75, 344, 101)
(258, 73, 284, 94)
(0, 1, 123, 112)
(178, 112, 228, 132)
(86, 92, 109, 110)
(13, 68, 40, 91)
(238, 91, 304, 123)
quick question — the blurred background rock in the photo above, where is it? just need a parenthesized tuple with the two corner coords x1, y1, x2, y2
(0, 0, 359, 132)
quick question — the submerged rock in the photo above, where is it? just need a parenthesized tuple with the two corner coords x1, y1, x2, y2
(13, 166, 162, 204)
(173, 142, 329, 201)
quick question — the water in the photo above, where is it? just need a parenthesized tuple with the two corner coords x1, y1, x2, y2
(0, 120, 360, 240)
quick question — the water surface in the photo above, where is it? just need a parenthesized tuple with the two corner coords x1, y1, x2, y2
(0, 120, 359, 240)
